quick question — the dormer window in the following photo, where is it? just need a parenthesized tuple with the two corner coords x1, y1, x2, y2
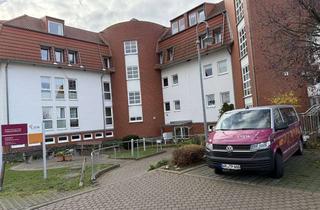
(68, 50, 77, 64)
(41, 46, 51, 61)
(167, 47, 174, 62)
(104, 57, 112, 69)
(171, 18, 186, 35)
(48, 21, 64, 36)
(198, 9, 205, 22)
(159, 52, 163, 64)
(189, 12, 197, 27)
(213, 28, 222, 44)
(55, 49, 64, 63)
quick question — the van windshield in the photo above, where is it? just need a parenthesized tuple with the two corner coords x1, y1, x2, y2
(216, 109, 271, 130)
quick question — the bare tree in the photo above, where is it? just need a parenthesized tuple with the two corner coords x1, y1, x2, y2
(262, 0, 320, 85)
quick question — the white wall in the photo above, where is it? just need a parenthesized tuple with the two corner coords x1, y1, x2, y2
(161, 49, 235, 125)
(6, 63, 112, 136)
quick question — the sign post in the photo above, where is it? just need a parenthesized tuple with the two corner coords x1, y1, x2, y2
(28, 123, 46, 179)
(1, 124, 28, 191)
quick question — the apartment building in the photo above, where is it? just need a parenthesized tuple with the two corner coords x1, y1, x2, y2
(0, 0, 311, 151)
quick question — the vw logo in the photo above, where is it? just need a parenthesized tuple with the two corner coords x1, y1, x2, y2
(226, 145, 233, 153)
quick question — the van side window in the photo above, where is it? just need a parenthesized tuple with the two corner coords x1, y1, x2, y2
(279, 108, 298, 125)
(274, 109, 284, 129)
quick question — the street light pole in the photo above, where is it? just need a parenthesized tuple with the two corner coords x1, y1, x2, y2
(196, 21, 212, 142)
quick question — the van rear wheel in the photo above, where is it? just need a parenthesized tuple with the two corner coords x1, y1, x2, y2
(271, 153, 284, 179)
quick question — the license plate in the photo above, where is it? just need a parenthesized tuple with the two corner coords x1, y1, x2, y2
(221, 164, 241, 170)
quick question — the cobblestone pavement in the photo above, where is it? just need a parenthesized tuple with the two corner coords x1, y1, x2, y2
(37, 149, 320, 210)
(187, 150, 320, 193)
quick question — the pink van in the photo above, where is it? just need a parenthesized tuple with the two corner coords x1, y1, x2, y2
(206, 105, 303, 178)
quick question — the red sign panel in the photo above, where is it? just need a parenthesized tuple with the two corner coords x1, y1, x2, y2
(1, 124, 28, 146)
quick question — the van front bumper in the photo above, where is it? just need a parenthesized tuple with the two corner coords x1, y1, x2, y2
(206, 149, 274, 171)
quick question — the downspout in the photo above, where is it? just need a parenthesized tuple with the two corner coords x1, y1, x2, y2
(5, 61, 9, 124)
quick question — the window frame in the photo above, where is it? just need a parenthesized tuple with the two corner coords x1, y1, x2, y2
(203, 64, 213, 78)
(55, 77, 65, 100)
(83, 133, 93, 140)
(42, 106, 53, 130)
(129, 116, 143, 123)
(45, 137, 55, 145)
(70, 107, 79, 128)
(198, 9, 205, 23)
(128, 91, 141, 105)
(41, 76, 52, 100)
(164, 101, 170, 112)
(68, 50, 77, 64)
(172, 74, 179, 86)
(124, 40, 138, 55)
(188, 12, 197, 27)
(105, 107, 113, 126)
(220, 91, 231, 104)
(54, 48, 64, 63)
(41, 47, 51, 61)
(103, 82, 112, 100)
(48, 20, 64, 36)
(217, 60, 228, 75)
(56, 106, 67, 129)
(57, 136, 68, 143)
(68, 79, 78, 100)
(242, 65, 252, 97)
(71, 134, 81, 142)
(167, 47, 174, 61)
(239, 26, 248, 58)
(178, 18, 185, 31)
(206, 94, 216, 107)
(235, 0, 244, 24)
(174, 100, 181, 111)
(171, 21, 179, 34)
(95, 132, 104, 139)
(126, 65, 140, 80)
(163, 77, 169, 88)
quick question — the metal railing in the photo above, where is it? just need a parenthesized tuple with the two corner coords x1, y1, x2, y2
(299, 105, 320, 141)
(90, 138, 164, 181)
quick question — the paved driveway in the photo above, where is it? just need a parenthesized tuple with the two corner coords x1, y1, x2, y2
(37, 149, 320, 210)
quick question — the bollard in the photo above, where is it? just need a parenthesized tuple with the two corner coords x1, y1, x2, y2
(143, 138, 146, 151)
(131, 139, 134, 157)
(91, 151, 95, 181)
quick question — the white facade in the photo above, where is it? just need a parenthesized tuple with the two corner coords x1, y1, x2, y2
(0, 63, 113, 147)
(161, 49, 235, 125)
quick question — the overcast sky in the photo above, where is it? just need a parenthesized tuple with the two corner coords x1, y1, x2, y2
(0, 0, 222, 32)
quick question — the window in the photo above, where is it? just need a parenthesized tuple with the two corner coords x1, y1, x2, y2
(273, 108, 284, 129)
(163, 77, 168, 87)
(124, 40, 138, 54)
(206, 94, 215, 107)
(164, 102, 170, 112)
(48, 21, 64, 36)
(105, 107, 113, 125)
(235, 0, 244, 23)
(128, 91, 141, 105)
(41, 47, 50, 61)
(174, 100, 181, 111)
(58, 136, 68, 143)
(239, 27, 248, 58)
(279, 108, 298, 125)
(45, 137, 55, 145)
(68, 50, 77, 64)
(105, 131, 114, 137)
(130, 116, 143, 122)
(126, 66, 139, 80)
(104, 82, 111, 100)
(213, 28, 222, 44)
(95, 133, 103, 139)
(172, 74, 178, 85)
(56, 107, 66, 129)
(178, 18, 185, 31)
(204, 64, 213, 77)
(104, 57, 111, 69)
(189, 12, 197, 26)
(55, 78, 65, 99)
(175, 127, 189, 139)
(41, 76, 51, 99)
(71, 135, 81, 142)
(242, 65, 251, 97)
(68, 79, 77, 100)
(198, 9, 205, 22)
(83, 134, 93, 140)
(221, 92, 231, 104)
(167, 47, 174, 61)
(171, 21, 179, 34)
(199, 34, 209, 49)
(217, 60, 228, 74)
(70, 107, 79, 128)
(55, 49, 64, 63)
(159, 52, 163, 64)
(42, 107, 53, 130)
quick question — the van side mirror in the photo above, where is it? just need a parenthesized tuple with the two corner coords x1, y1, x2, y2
(275, 122, 288, 131)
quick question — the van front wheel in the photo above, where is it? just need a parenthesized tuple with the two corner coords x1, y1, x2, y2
(214, 167, 223, 175)
(271, 153, 284, 179)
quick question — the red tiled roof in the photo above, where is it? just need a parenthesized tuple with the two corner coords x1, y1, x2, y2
(3, 15, 104, 44)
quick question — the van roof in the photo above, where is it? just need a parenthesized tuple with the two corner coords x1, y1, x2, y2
(226, 105, 295, 114)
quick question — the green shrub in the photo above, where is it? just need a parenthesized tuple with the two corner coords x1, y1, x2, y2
(148, 159, 169, 171)
(172, 144, 205, 167)
(191, 135, 204, 145)
(219, 103, 234, 117)
(122, 135, 140, 150)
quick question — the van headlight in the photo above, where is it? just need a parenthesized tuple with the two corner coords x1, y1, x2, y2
(250, 141, 271, 152)
(206, 143, 213, 151)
